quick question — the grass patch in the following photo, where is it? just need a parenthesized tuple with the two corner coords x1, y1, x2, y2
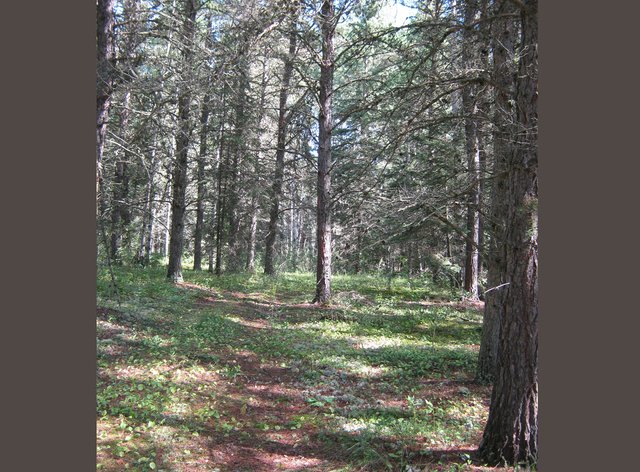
(97, 264, 493, 471)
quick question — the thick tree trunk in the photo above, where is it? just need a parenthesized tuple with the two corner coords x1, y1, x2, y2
(167, 0, 197, 283)
(265, 21, 297, 275)
(96, 0, 116, 215)
(312, 0, 335, 304)
(166, 104, 190, 281)
(193, 93, 210, 270)
(478, 0, 538, 465)
(476, 0, 517, 383)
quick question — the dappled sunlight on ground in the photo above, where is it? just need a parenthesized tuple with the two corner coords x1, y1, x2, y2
(97, 268, 512, 471)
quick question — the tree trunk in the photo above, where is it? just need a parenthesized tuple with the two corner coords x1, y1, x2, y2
(312, 0, 335, 304)
(463, 130, 481, 299)
(476, 0, 517, 383)
(145, 205, 155, 264)
(477, 103, 489, 278)
(137, 140, 157, 266)
(193, 92, 210, 270)
(167, 0, 197, 283)
(478, 0, 538, 465)
(110, 0, 140, 262)
(225, 66, 248, 272)
(265, 19, 298, 275)
(214, 112, 227, 276)
(208, 122, 223, 274)
(244, 48, 269, 273)
(476, 0, 491, 279)
(110, 90, 132, 262)
(96, 0, 116, 215)
(162, 166, 172, 258)
(462, 0, 480, 300)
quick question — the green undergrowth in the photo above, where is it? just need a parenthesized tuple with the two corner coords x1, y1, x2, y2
(97, 264, 489, 471)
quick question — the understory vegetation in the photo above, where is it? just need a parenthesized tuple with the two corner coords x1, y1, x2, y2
(96, 265, 521, 471)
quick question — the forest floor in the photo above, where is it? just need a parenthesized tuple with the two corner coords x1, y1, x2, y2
(97, 266, 516, 471)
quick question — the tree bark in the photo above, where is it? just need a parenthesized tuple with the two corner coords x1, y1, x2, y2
(312, 0, 335, 304)
(476, 0, 491, 279)
(478, 0, 538, 465)
(161, 160, 173, 258)
(96, 0, 116, 215)
(462, 0, 480, 300)
(135, 134, 158, 266)
(476, 0, 517, 383)
(265, 18, 298, 275)
(214, 102, 227, 276)
(225, 63, 249, 272)
(145, 205, 155, 264)
(110, 0, 141, 262)
(246, 52, 270, 273)
(167, 0, 197, 283)
(193, 92, 211, 270)
(110, 90, 132, 262)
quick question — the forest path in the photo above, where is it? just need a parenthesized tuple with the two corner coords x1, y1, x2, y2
(98, 270, 507, 471)
(184, 283, 346, 471)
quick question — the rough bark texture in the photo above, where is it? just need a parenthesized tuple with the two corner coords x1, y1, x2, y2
(96, 0, 116, 213)
(167, 0, 197, 283)
(476, 0, 517, 383)
(312, 0, 335, 304)
(477, 0, 538, 465)
(264, 21, 297, 275)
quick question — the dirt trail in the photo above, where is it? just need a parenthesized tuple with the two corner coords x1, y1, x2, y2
(183, 284, 494, 471)
(188, 291, 344, 471)
(99, 282, 505, 472)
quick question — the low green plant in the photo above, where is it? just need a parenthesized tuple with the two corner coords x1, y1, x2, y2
(97, 264, 488, 471)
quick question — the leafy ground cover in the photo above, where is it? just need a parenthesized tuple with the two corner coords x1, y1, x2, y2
(97, 266, 516, 471)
